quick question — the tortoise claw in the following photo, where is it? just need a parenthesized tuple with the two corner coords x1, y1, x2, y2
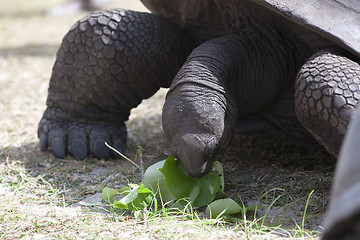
(90, 130, 111, 160)
(50, 137, 66, 159)
(70, 139, 88, 160)
(38, 114, 127, 160)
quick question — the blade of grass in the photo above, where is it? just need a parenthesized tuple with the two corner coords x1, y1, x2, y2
(301, 190, 315, 237)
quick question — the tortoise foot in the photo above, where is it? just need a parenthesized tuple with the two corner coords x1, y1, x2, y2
(38, 108, 126, 160)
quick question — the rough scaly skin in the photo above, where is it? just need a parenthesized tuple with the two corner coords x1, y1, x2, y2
(295, 49, 360, 156)
(38, 9, 193, 159)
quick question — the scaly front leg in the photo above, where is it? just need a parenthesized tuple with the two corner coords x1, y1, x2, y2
(38, 9, 193, 160)
(295, 49, 360, 156)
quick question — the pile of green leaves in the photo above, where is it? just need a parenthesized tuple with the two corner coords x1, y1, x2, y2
(102, 155, 246, 218)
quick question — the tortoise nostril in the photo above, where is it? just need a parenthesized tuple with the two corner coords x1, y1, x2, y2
(205, 136, 218, 157)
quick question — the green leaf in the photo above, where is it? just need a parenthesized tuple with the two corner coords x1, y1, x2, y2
(188, 185, 200, 203)
(142, 160, 176, 204)
(211, 161, 224, 192)
(159, 155, 220, 207)
(113, 184, 153, 211)
(102, 185, 132, 204)
(118, 185, 131, 196)
(192, 172, 220, 207)
(102, 187, 119, 203)
(159, 156, 195, 199)
(142, 160, 166, 192)
(205, 198, 243, 218)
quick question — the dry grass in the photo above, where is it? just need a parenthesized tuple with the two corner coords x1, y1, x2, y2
(0, 1, 335, 239)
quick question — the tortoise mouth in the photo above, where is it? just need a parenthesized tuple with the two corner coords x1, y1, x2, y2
(172, 133, 218, 178)
(184, 160, 211, 178)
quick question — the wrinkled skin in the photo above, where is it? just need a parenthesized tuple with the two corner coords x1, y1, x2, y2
(38, 1, 360, 237)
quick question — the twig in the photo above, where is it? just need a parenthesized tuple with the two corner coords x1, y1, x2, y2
(142, 207, 148, 227)
(6, 157, 15, 171)
(105, 142, 148, 223)
(105, 142, 141, 171)
(135, 147, 147, 225)
(135, 146, 145, 180)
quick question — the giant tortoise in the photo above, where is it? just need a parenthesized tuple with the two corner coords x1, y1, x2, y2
(38, 0, 360, 238)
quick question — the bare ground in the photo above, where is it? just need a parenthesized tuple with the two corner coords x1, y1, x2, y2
(0, 1, 336, 239)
